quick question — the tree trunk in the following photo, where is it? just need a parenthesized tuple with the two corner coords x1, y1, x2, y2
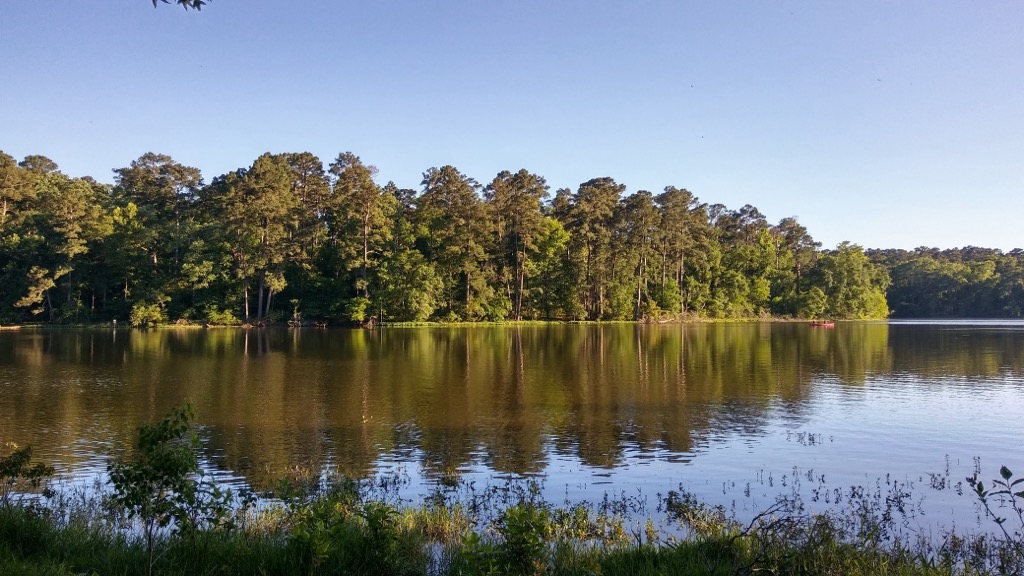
(678, 254, 686, 314)
(636, 265, 643, 320)
(515, 266, 525, 321)
(584, 242, 594, 317)
(256, 272, 265, 321)
(362, 219, 370, 298)
(465, 269, 471, 319)
(512, 234, 523, 320)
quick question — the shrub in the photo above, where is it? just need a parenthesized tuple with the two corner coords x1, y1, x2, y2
(203, 306, 241, 326)
(129, 302, 166, 327)
(107, 403, 235, 575)
(0, 444, 54, 508)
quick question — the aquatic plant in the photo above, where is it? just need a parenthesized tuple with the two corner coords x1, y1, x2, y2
(4, 405, 1024, 575)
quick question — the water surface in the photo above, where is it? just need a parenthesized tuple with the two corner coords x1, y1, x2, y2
(2, 322, 1022, 526)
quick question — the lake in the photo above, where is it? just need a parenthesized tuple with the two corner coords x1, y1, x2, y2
(2, 321, 1023, 529)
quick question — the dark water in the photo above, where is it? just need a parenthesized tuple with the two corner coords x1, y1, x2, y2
(2, 321, 1023, 524)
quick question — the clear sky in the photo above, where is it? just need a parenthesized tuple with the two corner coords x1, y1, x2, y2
(3, 1, 1022, 250)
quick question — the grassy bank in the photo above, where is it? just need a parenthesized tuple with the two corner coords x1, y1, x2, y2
(2, 471, 1023, 576)
(1, 314, 849, 331)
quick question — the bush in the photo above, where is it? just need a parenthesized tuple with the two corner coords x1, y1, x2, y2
(203, 306, 241, 326)
(345, 297, 371, 323)
(107, 403, 235, 576)
(129, 302, 166, 327)
(1, 445, 54, 508)
(284, 482, 426, 575)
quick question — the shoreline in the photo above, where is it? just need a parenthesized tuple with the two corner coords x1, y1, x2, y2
(0, 316, 866, 331)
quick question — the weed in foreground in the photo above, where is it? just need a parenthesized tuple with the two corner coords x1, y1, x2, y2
(4, 405, 1024, 575)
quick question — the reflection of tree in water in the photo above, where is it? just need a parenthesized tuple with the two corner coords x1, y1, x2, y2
(2, 324, 1023, 488)
(887, 324, 1024, 378)
(413, 330, 478, 479)
(481, 328, 547, 474)
(802, 322, 892, 384)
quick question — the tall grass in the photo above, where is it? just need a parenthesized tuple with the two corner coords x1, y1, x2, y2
(4, 422, 1023, 575)
(2, 472, 1022, 576)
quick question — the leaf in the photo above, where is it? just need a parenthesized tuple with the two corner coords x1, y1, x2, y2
(1000, 466, 1013, 480)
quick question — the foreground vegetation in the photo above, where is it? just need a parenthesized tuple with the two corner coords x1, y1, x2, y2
(3, 406, 1023, 576)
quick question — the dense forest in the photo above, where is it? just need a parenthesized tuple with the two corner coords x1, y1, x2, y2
(870, 247, 1024, 318)
(0, 150, 1020, 325)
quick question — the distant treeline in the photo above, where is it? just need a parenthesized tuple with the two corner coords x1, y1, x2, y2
(0, 150, 1019, 325)
(870, 247, 1024, 318)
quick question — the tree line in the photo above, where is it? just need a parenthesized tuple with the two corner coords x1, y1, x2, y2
(870, 247, 1024, 318)
(0, 149, 1016, 326)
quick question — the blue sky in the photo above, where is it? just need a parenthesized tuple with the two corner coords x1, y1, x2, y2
(3, 1, 1022, 250)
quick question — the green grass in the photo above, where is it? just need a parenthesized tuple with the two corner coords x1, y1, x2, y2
(3, 438, 1021, 575)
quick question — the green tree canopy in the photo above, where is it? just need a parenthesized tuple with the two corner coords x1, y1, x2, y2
(485, 169, 549, 320)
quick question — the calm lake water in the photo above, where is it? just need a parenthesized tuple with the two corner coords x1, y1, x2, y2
(3, 321, 1023, 527)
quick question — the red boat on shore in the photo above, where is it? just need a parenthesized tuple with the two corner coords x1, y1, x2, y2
(809, 321, 835, 327)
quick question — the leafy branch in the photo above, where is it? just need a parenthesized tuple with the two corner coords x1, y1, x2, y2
(967, 465, 1024, 557)
(0, 444, 55, 508)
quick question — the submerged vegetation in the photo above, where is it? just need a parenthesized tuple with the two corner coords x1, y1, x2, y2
(2, 407, 1023, 575)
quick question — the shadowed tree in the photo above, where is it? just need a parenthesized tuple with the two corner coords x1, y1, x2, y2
(112, 153, 202, 258)
(707, 204, 772, 315)
(271, 152, 331, 320)
(18, 155, 60, 176)
(773, 217, 819, 287)
(284, 152, 331, 257)
(528, 217, 577, 319)
(680, 205, 720, 315)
